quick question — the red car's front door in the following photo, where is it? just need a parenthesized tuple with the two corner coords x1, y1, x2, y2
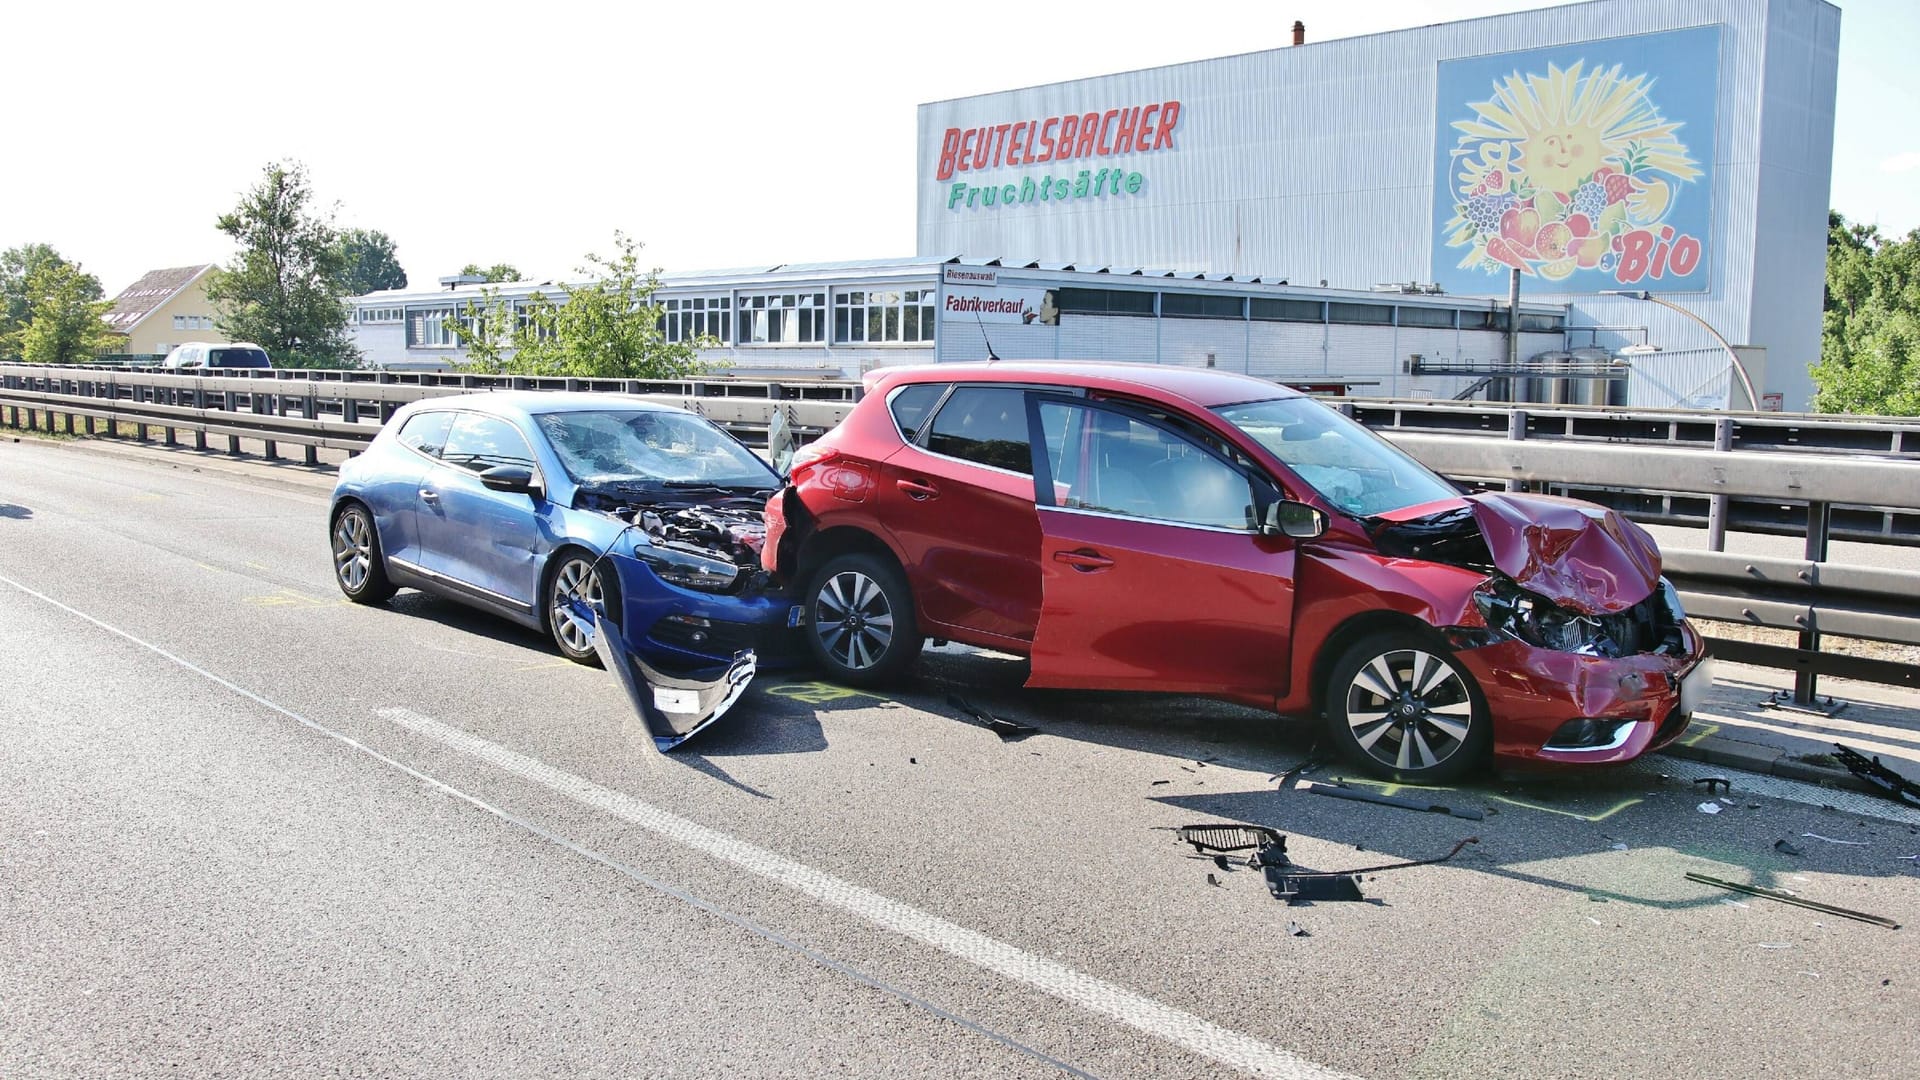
(1022, 396, 1298, 699)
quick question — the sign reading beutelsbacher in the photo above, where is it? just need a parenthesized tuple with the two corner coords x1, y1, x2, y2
(932, 101, 1182, 212)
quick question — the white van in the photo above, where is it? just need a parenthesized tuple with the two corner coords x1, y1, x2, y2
(161, 342, 273, 370)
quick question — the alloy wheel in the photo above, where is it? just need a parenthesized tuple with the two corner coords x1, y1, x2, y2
(552, 558, 605, 655)
(814, 570, 895, 671)
(333, 510, 371, 592)
(1342, 648, 1476, 772)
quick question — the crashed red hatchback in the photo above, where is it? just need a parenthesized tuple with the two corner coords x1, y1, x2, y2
(764, 362, 1709, 781)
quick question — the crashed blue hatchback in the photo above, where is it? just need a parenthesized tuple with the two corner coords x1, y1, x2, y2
(327, 391, 798, 748)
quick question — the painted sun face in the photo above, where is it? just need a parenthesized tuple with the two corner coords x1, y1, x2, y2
(1521, 127, 1605, 194)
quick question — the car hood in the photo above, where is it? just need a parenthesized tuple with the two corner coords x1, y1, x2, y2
(1374, 492, 1662, 615)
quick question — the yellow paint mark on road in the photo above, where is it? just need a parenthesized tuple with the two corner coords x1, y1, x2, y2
(243, 589, 336, 608)
(197, 562, 222, 573)
(766, 681, 884, 705)
(1331, 775, 1457, 799)
(1488, 794, 1643, 822)
(1677, 721, 1720, 747)
(132, 493, 164, 501)
(512, 660, 577, 672)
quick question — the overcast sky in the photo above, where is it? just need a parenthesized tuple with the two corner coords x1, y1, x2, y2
(7, 0, 1910, 294)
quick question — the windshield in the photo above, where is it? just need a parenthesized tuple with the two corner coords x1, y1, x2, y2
(534, 408, 779, 490)
(1213, 397, 1459, 517)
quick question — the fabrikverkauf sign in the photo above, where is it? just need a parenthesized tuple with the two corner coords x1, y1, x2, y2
(935, 101, 1182, 212)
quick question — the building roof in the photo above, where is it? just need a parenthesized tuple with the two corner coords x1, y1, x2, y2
(102, 265, 214, 335)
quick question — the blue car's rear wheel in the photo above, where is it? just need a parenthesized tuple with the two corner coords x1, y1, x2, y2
(547, 550, 614, 666)
(331, 503, 395, 604)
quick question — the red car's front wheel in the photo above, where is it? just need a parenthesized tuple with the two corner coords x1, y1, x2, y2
(1324, 631, 1490, 782)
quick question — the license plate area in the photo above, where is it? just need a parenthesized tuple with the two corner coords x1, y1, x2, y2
(1678, 658, 1716, 716)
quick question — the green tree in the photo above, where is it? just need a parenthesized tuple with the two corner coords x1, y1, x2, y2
(205, 160, 358, 368)
(335, 228, 408, 295)
(1, 243, 86, 355)
(459, 262, 522, 283)
(1812, 211, 1920, 415)
(452, 233, 706, 379)
(18, 260, 114, 363)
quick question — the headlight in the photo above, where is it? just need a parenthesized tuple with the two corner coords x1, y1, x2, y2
(635, 543, 741, 593)
(1473, 578, 1603, 652)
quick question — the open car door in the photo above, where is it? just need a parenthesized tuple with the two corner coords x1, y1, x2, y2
(1022, 394, 1299, 700)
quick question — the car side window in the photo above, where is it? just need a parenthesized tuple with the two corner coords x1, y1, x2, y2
(440, 413, 536, 474)
(887, 383, 947, 443)
(396, 412, 455, 458)
(924, 386, 1032, 474)
(1033, 399, 1256, 530)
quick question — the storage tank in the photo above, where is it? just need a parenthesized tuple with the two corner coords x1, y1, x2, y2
(1568, 347, 1614, 406)
(1527, 350, 1572, 404)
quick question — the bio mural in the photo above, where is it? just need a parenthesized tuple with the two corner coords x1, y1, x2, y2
(1431, 26, 1720, 293)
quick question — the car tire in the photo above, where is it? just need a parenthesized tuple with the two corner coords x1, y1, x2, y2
(1323, 630, 1490, 783)
(547, 549, 617, 666)
(331, 502, 396, 604)
(805, 552, 920, 687)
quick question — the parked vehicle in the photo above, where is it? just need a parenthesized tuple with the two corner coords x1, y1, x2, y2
(161, 342, 273, 370)
(329, 392, 797, 745)
(764, 362, 1709, 781)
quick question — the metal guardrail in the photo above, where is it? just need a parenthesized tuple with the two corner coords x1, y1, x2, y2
(4, 362, 1918, 698)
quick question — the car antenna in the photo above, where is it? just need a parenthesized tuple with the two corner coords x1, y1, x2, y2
(974, 312, 1001, 362)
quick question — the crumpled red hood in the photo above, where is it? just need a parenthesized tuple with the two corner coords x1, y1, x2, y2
(1465, 492, 1662, 614)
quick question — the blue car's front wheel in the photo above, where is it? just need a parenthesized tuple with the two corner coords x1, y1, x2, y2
(547, 550, 614, 666)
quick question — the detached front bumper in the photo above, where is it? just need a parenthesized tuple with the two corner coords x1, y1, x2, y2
(1456, 622, 1712, 767)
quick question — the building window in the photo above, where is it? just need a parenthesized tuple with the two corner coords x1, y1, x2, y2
(1250, 298, 1324, 323)
(358, 306, 402, 324)
(513, 300, 558, 341)
(1160, 292, 1245, 319)
(407, 306, 459, 347)
(171, 314, 214, 330)
(1520, 313, 1565, 332)
(737, 292, 826, 344)
(1328, 302, 1394, 326)
(660, 296, 732, 344)
(1053, 288, 1155, 316)
(1397, 306, 1456, 329)
(835, 289, 936, 344)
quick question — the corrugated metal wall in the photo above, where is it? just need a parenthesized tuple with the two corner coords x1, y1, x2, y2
(916, 0, 1838, 409)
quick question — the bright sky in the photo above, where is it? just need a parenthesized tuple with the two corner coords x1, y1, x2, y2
(8, 0, 1910, 295)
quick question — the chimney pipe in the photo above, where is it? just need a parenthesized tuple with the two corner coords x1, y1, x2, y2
(1292, 21, 1305, 46)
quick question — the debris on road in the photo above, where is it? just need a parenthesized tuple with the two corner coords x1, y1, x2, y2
(1833, 743, 1920, 808)
(1685, 872, 1901, 930)
(1697, 802, 1723, 815)
(1800, 832, 1869, 846)
(944, 695, 1039, 741)
(1173, 824, 1478, 905)
(1206, 873, 1221, 887)
(1694, 777, 1732, 796)
(1775, 839, 1806, 857)
(1286, 921, 1309, 937)
(1274, 750, 1331, 787)
(1151, 779, 1172, 787)
(1299, 780, 1484, 821)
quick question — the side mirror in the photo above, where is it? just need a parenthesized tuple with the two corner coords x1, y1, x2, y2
(1263, 499, 1328, 540)
(480, 464, 542, 498)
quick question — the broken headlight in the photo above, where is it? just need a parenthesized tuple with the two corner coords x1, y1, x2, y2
(1473, 578, 1605, 653)
(634, 542, 742, 593)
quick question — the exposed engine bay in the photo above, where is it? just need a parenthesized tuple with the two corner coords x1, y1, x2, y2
(577, 487, 773, 595)
(1370, 492, 1686, 660)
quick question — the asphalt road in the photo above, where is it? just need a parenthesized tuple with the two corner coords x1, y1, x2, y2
(2, 436, 1915, 1080)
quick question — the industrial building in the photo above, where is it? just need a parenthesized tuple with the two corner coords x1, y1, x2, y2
(348, 0, 1838, 410)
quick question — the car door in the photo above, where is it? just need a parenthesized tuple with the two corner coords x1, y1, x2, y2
(1022, 394, 1299, 699)
(416, 411, 545, 613)
(876, 384, 1046, 644)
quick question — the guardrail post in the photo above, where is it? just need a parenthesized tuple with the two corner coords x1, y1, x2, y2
(1794, 500, 1832, 706)
(1505, 408, 1528, 493)
(1707, 417, 1733, 552)
(223, 389, 240, 455)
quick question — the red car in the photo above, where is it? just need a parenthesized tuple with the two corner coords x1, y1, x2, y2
(763, 362, 1709, 781)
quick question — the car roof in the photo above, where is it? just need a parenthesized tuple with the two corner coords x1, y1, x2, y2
(868, 361, 1302, 409)
(402, 390, 686, 423)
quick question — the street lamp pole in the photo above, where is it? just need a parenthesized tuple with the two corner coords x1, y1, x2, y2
(1600, 289, 1760, 411)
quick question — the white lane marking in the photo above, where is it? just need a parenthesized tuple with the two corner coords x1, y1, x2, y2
(0, 570, 1354, 1079)
(377, 706, 1353, 1080)
(0, 572, 1097, 1079)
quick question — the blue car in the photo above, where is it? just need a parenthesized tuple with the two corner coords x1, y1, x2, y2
(328, 391, 797, 746)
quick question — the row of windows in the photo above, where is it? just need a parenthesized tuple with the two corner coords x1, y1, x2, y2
(389, 288, 1564, 349)
(1059, 288, 1564, 331)
(171, 314, 213, 331)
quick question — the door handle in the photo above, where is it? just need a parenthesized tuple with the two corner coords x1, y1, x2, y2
(896, 478, 939, 500)
(1052, 549, 1113, 571)
(420, 488, 440, 504)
